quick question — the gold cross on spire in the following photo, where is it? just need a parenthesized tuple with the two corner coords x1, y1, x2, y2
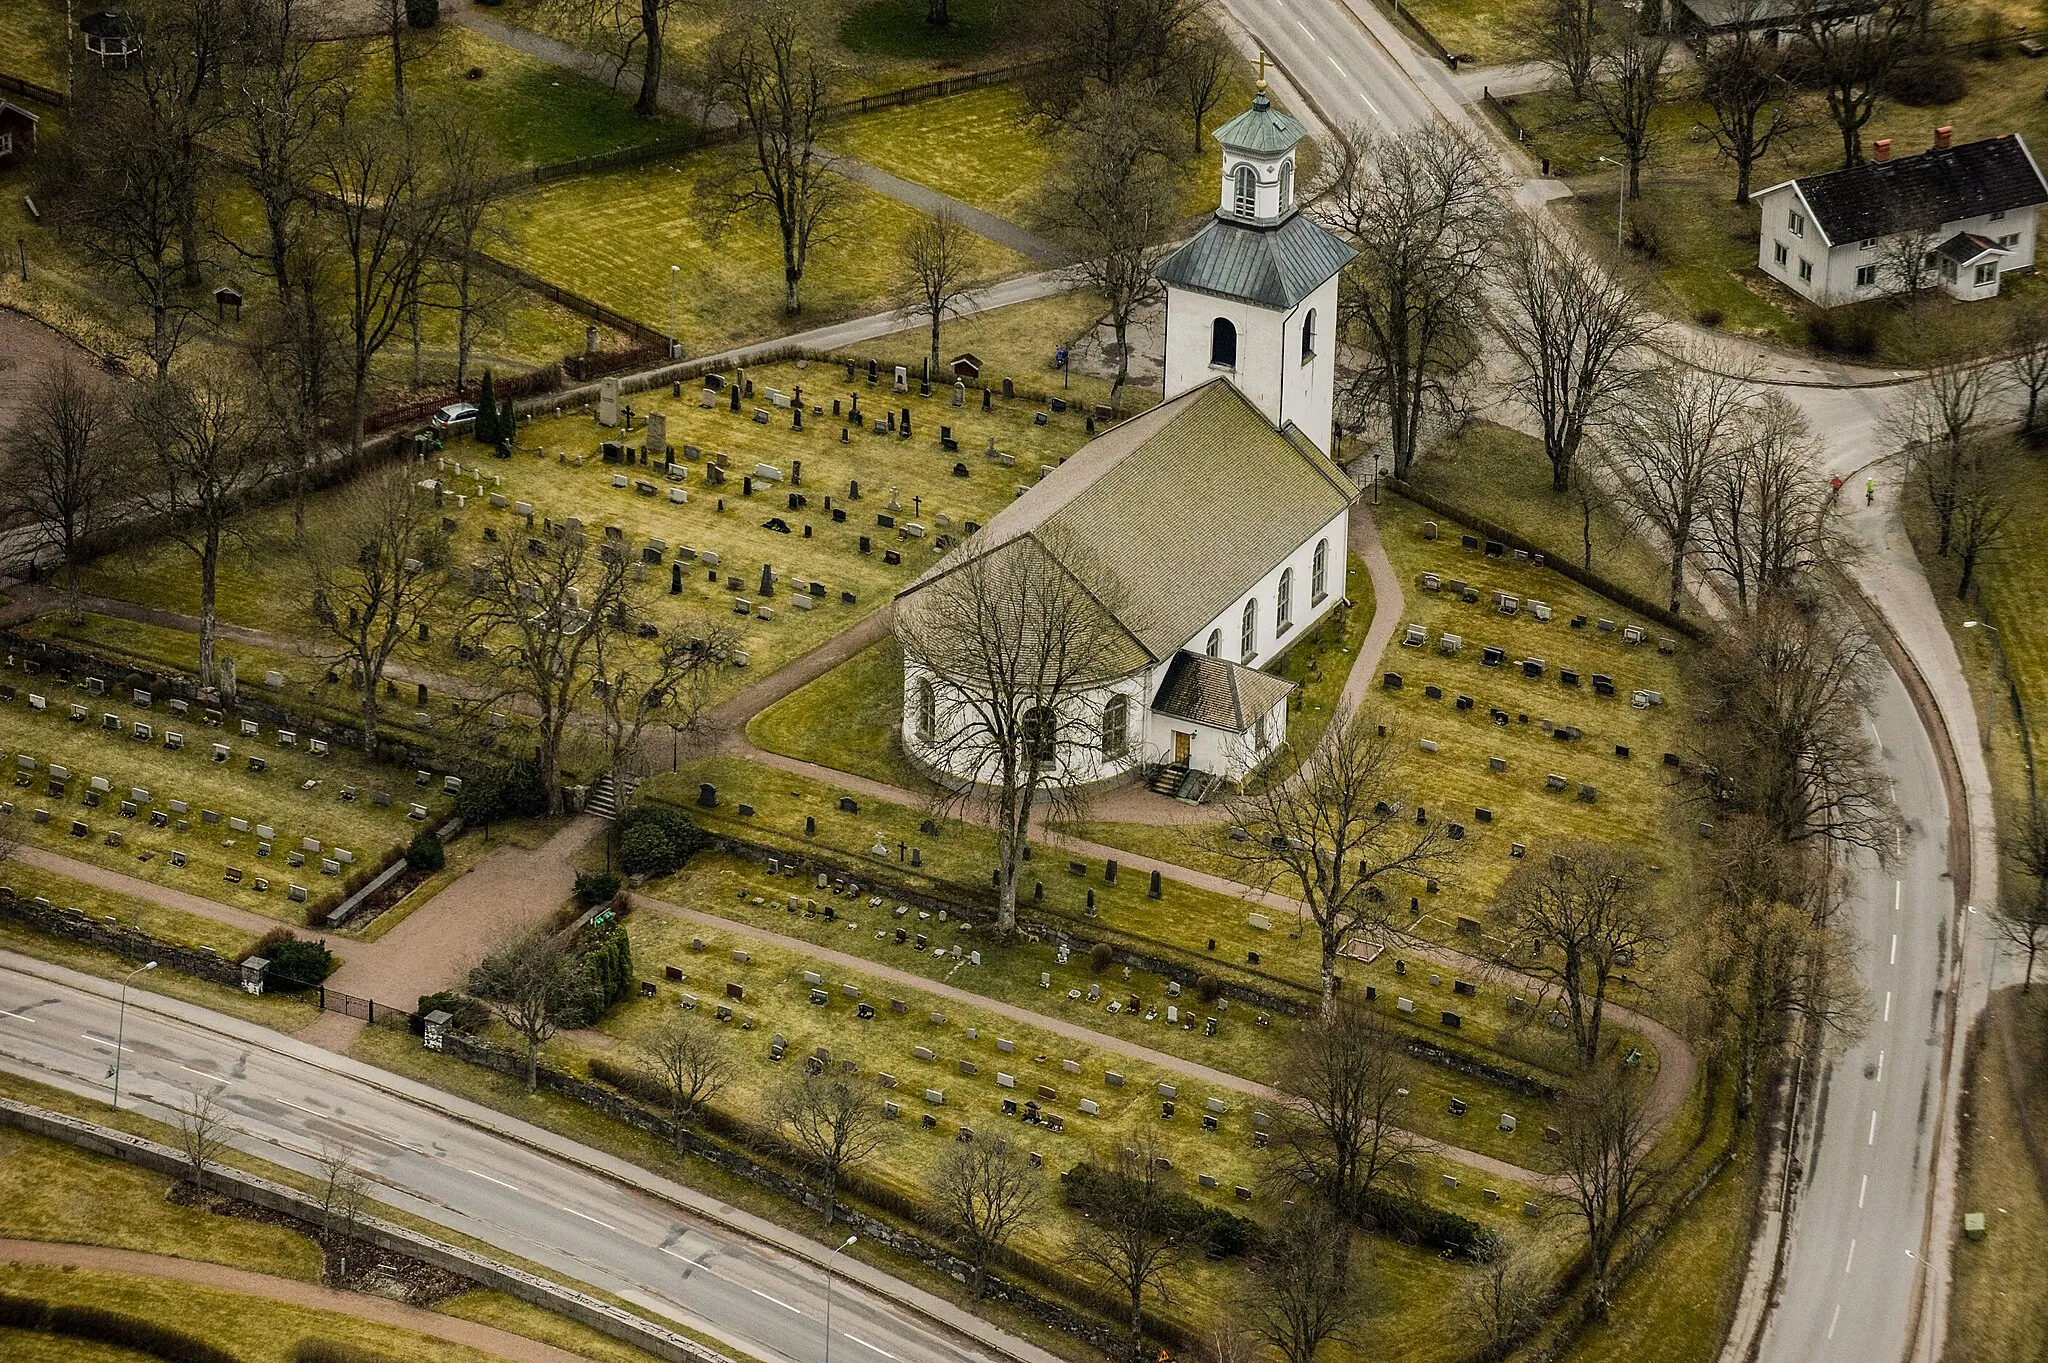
(1256, 51, 1268, 91)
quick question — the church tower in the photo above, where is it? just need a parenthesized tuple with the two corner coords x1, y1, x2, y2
(1154, 80, 1356, 457)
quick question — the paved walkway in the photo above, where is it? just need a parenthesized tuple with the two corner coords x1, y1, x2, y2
(631, 889, 1549, 1188)
(0, 1239, 598, 1363)
(11, 845, 284, 937)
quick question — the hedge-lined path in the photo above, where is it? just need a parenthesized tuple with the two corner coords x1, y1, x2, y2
(0, 1239, 598, 1363)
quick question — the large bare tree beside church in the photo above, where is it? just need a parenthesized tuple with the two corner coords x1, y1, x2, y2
(895, 524, 1138, 937)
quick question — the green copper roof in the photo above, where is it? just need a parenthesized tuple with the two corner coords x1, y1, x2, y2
(1155, 211, 1358, 309)
(1213, 93, 1306, 156)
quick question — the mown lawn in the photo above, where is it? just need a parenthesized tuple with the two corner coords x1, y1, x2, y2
(0, 0, 61, 88)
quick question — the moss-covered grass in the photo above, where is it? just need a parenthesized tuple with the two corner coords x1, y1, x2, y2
(837, 0, 1025, 64)
(1399, 0, 1540, 65)
(0, 0, 61, 88)
(747, 636, 934, 793)
(0, 680, 454, 921)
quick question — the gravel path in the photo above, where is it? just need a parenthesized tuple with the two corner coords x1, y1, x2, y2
(0, 1238, 600, 1363)
(10, 845, 282, 937)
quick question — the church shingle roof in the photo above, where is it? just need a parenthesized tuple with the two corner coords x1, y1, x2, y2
(1213, 93, 1306, 156)
(898, 380, 1356, 669)
(1767, 134, 2048, 245)
(1151, 652, 1294, 733)
(1155, 211, 1358, 310)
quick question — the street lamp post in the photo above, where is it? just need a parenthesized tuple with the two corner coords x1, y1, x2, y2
(822, 1234, 856, 1363)
(1597, 156, 1627, 253)
(110, 961, 156, 1109)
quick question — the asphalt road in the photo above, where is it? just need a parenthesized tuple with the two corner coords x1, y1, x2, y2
(1753, 665, 1951, 1363)
(1215, 0, 1437, 132)
(0, 955, 1048, 1363)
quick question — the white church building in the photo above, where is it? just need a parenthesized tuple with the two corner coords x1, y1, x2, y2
(895, 88, 1358, 794)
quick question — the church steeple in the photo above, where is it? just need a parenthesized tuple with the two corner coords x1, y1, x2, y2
(1210, 75, 1306, 228)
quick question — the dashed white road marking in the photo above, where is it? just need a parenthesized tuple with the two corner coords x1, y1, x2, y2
(1828, 1302, 1842, 1340)
(1890, 934, 1898, 965)
(1884, 991, 1892, 1022)
(844, 1335, 897, 1360)
(82, 1033, 129, 1052)
(466, 1169, 519, 1191)
(1875, 1051, 1885, 1083)
(751, 1288, 802, 1314)
(1858, 1173, 1868, 1209)
(1844, 1239, 1857, 1274)
(1868, 1110, 1879, 1145)
(0, 1008, 36, 1021)
(561, 1206, 617, 1231)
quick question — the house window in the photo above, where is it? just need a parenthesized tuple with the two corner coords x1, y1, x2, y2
(1976, 262, 1998, 286)
(1233, 165, 1256, 219)
(1101, 695, 1130, 759)
(1301, 309, 1316, 361)
(1240, 599, 1257, 662)
(1859, 238, 1877, 250)
(916, 678, 936, 743)
(1020, 707, 1055, 768)
(1798, 258, 1813, 283)
(1856, 264, 1878, 287)
(1205, 629, 1221, 658)
(1279, 160, 1294, 213)
(1773, 242, 1789, 267)
(1991, 210, 2007, 222)
(1276, 568, 1294, 634)
(1311, 539, 1329, 602)
(0, 132, 11, 157)
(1210, 317, 1237, 369)
(2002, 234, 2020, 249)
(1788, 210, 1805, 237)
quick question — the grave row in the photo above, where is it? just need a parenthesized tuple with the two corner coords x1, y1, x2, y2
(1394, 619, 1668, 710)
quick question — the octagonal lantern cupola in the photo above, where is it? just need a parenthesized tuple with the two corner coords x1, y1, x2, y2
(1214, 90, 1305, 227)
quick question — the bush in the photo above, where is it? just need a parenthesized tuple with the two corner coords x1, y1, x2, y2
(474, 369, 498, 445)
(589, 1053, 671, 1108)
(1061, 1161, 1258, 1258)
(415, 989, 489, 1033)
(580, 926, 634, 1013)
(1090, 941, 1115, 971)
(1694, 307, 1724, 328)
(1625, 204, 1667, 260)
(250, 929, 336, 991)
(1358, 1186, 1497, 1256)
(620, 822, 678, 878)
(1808, 301, 1888, 357)
(403, 0, 439, 26)
(297, 1339, 407, 1363)
(404, 831, 445, 872)
(1195, 973, 1222, 1003)
(1887, 53, 1967, 105)
(575, 869, 622, 907)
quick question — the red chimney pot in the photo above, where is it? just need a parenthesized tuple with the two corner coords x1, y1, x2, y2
(1935, 125, 1953, 150)
(1874, 138, 1893, 162)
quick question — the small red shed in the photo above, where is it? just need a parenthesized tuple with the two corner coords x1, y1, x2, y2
(0, 102, 38, 173)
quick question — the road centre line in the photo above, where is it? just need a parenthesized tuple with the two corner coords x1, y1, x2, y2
(1868, 1110, 1879, 1145)
(1890, 934, 1898, 965)
(1859, 1173, 1868, 1208)
(1876, 1050, 1884, 1083)
(178, 1065, 229, 1084)
(751, 1288, 803, 1314)
(1895, 881, 1902, 912)
(81, 1033, 129, 1052)
(1844, 1239, 1856, 1274)
(1297, 19, 1314, 35)
(0, 1008, 36, 1021)
(844, 1335, 898, 1359)
(561, 1206, 618, 1231)
(1828, 1302, 1842, 1340)
(1884, 990, 1892, 1022)
(466, 1168, 519, 1192)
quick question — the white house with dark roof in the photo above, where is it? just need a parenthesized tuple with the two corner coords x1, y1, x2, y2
(895, 87, 1359, 795)
(1754, 128, 2048, 305)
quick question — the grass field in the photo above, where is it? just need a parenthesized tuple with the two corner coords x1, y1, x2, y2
(495, 150, 1033, 347)
(0, 858, 263, 960)
(0, 0, 61, 88)
(0, 675, 454, 920)
(1500, 51, 2048, 353)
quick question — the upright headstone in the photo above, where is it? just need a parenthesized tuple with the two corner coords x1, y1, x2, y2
(646, 411, 667, 453)
(952, 381, 966, 407)
(598, 378, 621, 427)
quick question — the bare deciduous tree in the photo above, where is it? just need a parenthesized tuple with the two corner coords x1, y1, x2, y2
(1698, 393, 1842, 611)
(1694, 599, 1897, 855)
(314, 1141, 370, 1264)
(467, 930, 593, 1090)
(1020, 0, 1206, 119)
(173, 1087, 233, 1196)
(301, 463, 448, 746)
(1888, 353, 1999, 556)
(1314, 122, 1500, 479)
(1163, 19, 1235, 156)
(1875, 219, 1943, 302)
(636, 1014, 733, 1148)
(427, 116, 516, 392)
(5, 357, 124, 624)
(1947, 437, 2016, 598)
(933, 1138, 1042, 1297)
(896, 523, 1138, 937)
(1495, 222, 1654, 493)
(1036, 85, 1180, 415)
(1217, 706, 1461, 1006)
(591, 613, 736, 786)
(1999, 795, 2048, 990)
(1587, 27, 1671, 202)
(1604, 351, 1754, 612)
(1273, 996, 1422, 1218)
(2006, 307, 2048, 444)
(1548, 1067, 1666, 1322)
(1488, 840, 1661, 1068)
(708, 3, 841, 315)
(1063, 1137, 1192, 1360)
(1526, 0, 1598, 100)
(1698, 8, 1796, 205)
(894, 210, 987, 379)
(540, 0, 697, 117)
(1457, 1238, 1551, 1361)
(1796, 0, 1912, 169)
(130, 362, 273, 690)
(1245, 1198, 1362, 1363)
(772, 1067, 887, 1223)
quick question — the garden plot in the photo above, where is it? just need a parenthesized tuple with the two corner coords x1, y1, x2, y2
(0, 675, 456, 922)
(637, 855, 1563, 1165)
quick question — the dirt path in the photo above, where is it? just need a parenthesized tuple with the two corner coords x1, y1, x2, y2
(630, 889, 1552, 1189)
(10, 845, 284, 937)
(0, 1238, 600, 1363)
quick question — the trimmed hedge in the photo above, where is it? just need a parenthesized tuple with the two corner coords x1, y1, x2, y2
(404, 831, 446, 872)
(617, 803, 708, 878)
(251, 928, 337, 992)
(1061, 1161, 1259, 1259)
(297, 1339, 405, 1363)
(574, 870, 622, 907)
(1358, 1185, 1497, 1256)
(0, 1292, 238, 1363)
(580, 925, 634, 1014)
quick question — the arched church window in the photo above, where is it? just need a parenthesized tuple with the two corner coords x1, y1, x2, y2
(1233, 165, 1256, 218)
(1211, 317, 1237, 369)
(1240, 599, 1257, 661)
(1020, 707, 1056, 767)
(1279, 159, 1294, 213)
(1301, 308, 1317, 360)
(1206, 629, 1221, 658)
(1312, 539, 1329, 600)
(916, 678, 936, 742)
(1277, 568, 1294, 631)
(1101, 695, 1130, 758)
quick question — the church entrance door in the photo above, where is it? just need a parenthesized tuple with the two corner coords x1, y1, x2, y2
(1172, 731, 1192, 766)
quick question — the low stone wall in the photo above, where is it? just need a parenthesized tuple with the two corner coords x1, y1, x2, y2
(0, 887, 247, 986)
(0, 1096, 734, 1363)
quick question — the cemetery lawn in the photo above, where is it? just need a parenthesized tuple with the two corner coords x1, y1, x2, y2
(1499, 56, 2048, 354)
(747, 636, 937, 794)
(1944, 987, 2048, 1361)
(642, 758, 1653, 1084)
(1406, 423, 1675, 612)
(494, 153, 1034, 347)
(838, 0, 1023, 64)
(823, 84, 1054, 222)
(0, 0, 60, 87)
(857, 290, 1150, 415)
(0, 680, 456, 921)
(629, 853, 1559, 1164)
(0, 858, 262, 961)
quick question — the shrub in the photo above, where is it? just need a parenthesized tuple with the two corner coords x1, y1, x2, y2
(580, 926, 634, 1013)
(575, 870, 622, 906)
(403, 0, 439, 27)
(1886, 53, 1967, 105)
(1195, 973, 1222, 1003)
(620, 822, 678, 878)
(264, 935, 337, 991)
(474, 369, 499, 444)
(1090, 941, 1115, 971)
(415, 989, 489, 1032)
(1694, 307, 1724, 328)
(1808, 302, 1888, 357)
(1358, 1186, 1497, 1256)
(1060, 1161, 1258, 1258)
(1625, 204, 1667, 260)
(404, 831, 445, 872)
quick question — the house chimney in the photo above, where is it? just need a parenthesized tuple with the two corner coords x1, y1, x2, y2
(1874, 138, 1893, 162)
(1935, 125, 1953, 150)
